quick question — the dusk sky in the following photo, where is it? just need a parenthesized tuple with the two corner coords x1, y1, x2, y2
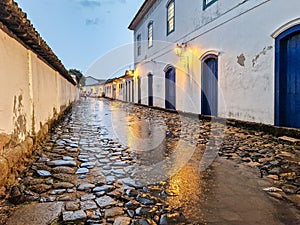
(15, 0, 143, 79)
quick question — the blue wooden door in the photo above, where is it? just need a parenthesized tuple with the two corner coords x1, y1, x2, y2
(278, 31, 300, 128)
(165, 67, 176, 110)
(201, 55, 218, 116)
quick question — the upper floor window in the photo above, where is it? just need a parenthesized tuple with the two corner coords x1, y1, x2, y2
(148, 22, 153, 47)
(137, 34, 141, 56)
(203, 0, 217, 10)
(167, 0, 175, 35)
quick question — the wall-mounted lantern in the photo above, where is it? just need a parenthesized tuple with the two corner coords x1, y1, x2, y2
(175, 44, 182, 56)
(175, 42, 187, 56)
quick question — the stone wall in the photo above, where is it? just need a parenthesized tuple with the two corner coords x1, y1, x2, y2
(0, 1, 78, 196)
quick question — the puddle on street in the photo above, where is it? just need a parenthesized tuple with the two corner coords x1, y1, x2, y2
(90, 98, 209, 222)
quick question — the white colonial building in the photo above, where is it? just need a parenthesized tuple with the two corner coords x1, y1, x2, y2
(104, 70, 135, 101)
(82, 76, 106, 97)
(128, 0, 300, 129)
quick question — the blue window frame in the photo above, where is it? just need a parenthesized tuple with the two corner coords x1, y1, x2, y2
(148, 22, 153, 47)
(203, 0, 217, 10)
(167, 0, 175, 35)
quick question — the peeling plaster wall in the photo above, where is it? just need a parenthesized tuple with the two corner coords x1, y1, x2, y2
(0, 28, 31, 142)
(0, 28, 77, 139)
(0, 27, 78, 194)
(132, 0, 300, 125)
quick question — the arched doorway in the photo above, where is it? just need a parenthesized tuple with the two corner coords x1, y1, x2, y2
(165, 66, 176, 110)
(201, 54, 218, 116)
(275, 24, 300, 128)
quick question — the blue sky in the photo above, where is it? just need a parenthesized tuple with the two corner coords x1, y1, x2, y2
(15, 0, 142, 79)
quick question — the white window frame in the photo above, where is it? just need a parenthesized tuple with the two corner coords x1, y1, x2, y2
(137, 34, 141, 56)
(148, 22, 153, 47)
(167, 0, 175, 35)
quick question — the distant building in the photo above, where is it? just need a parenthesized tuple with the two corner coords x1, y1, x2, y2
(82, 76, 106, 97)
(104, 70, 135, 101)
(128, 0, 300, 129)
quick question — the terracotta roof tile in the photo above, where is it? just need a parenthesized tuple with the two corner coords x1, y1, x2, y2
(0, 0, 76, 85)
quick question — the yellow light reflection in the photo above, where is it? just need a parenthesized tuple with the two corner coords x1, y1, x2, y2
(134, 68, 139, 78)
(165, 147, 206, 222)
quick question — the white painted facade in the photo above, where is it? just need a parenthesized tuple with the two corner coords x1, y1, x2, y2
(129, 0, 300, 126)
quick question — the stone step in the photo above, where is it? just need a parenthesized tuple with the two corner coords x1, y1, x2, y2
(6, 202, 63, 225)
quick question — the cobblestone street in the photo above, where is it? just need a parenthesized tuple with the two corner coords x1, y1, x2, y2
(1, 98, 300, 225)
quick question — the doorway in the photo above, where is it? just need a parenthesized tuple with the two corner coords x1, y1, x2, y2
(275, 25, 300, 128)
(165, 67, 176, 110)
(201, 55, 218, 116)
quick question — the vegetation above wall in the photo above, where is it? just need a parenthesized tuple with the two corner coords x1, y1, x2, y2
(69, 69, 86, 86)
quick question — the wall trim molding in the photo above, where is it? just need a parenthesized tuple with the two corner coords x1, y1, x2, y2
(272, 18, 300, 38)
(163, 64, 174, 72)
(199, 50, 220, 61)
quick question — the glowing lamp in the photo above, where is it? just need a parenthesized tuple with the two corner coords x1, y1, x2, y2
(175, 44, 182, 56)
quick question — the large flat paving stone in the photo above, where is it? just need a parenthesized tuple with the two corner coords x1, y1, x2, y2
(63, 210, 87, 222)
(47, 160, 76, 167)
(6, 202, 63, 225)
(96, 196, 117, 208)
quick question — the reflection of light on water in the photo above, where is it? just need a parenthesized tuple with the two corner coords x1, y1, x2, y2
(166, 149, 206, 223)
(89, 97, 96, 110)
(110, 110, 166, 152)
(98, 99, 104, 111)
(127, 119, 166, 151)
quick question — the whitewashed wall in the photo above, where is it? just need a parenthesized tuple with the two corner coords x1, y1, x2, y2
(0, 28, 78, 141)
(132, 0, 300, 125)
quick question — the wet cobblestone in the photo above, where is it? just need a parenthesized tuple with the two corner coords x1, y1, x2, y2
(2, 98, 300, 224)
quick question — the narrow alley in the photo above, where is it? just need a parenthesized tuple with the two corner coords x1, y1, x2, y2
(1, 98, 300, 225)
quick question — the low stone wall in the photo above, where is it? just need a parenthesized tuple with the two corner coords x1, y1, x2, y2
(135, 102, 300, 139)
(0, 1, 78, 196)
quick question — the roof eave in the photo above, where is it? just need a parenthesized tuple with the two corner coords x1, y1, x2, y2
(128, 0, 156, 30)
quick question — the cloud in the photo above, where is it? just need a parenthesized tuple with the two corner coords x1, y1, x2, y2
(80, 0, 126, 7)
(85, 18, 100, 26)
(80, 0, 101, 8)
